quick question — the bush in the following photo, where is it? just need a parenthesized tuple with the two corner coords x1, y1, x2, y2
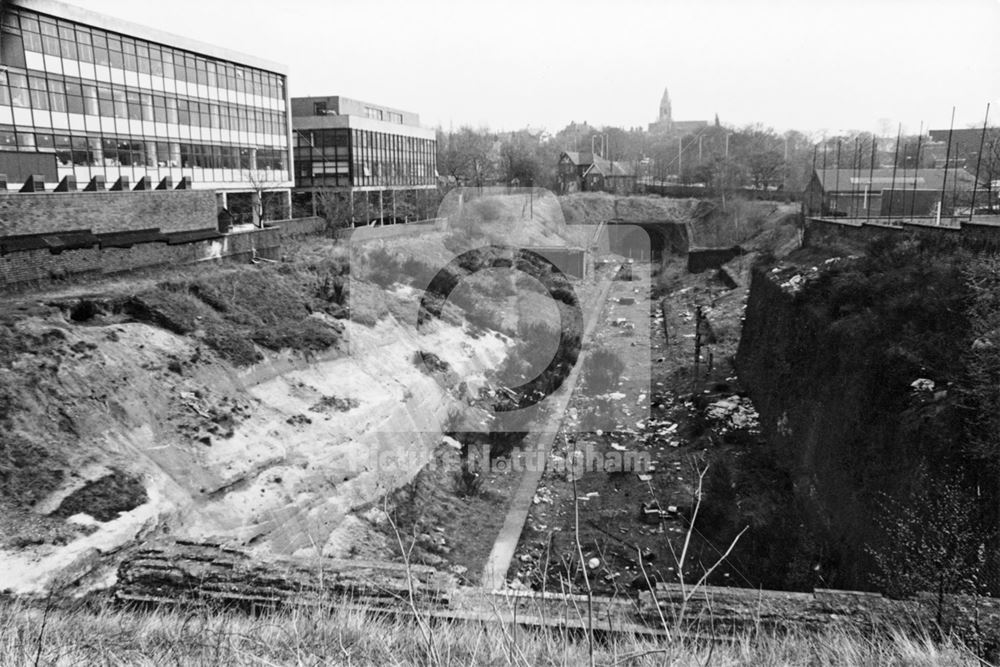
(120, 290, 203, 335)
(582, 348, 625, 394)
(251, 318, 341, 353)
(361, 247, 402, 287)
(51, 469, 147, 522)
(202, 325, 263, 366)
(453, 460, 483, 497)
(0, 434, 64, 508)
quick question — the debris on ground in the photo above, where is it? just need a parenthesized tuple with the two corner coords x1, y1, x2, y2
(705, 395, 760, 434)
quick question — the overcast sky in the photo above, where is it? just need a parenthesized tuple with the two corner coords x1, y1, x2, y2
(84, 0, 1000, 136)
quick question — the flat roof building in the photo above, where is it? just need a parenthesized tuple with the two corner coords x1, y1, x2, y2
(0, 0, 292, 217)
(291, 95, 437, 224)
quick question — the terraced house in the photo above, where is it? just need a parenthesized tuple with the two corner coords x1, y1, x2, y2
(0, 0, 293, 219)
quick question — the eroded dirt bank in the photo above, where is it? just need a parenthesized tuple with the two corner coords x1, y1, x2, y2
(0, 236, 517, 595)
(735, 235, 1000, 593)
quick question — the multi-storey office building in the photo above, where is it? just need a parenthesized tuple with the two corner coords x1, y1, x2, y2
(0, 0, 292, 219)
(291, 96, 437, 224)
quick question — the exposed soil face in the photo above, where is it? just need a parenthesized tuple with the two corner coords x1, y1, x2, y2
(735, 237, 1000, 594)
(0, 235, 519, 595)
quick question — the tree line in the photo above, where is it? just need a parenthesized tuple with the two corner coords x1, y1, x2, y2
(435, 121, 1000, 208)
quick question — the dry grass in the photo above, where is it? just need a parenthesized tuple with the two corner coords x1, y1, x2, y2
(0, 596, 981, 666)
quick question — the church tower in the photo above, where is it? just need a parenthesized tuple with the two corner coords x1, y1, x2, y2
(658, 88, 673, 125)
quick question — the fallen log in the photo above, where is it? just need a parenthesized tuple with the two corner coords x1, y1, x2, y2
(115, 540, 457, 611)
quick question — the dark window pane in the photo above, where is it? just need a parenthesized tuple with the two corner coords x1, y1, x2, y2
(0, 31, 26, 69)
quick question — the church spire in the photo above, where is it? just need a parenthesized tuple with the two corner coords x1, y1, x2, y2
(659, 88, 672, 124)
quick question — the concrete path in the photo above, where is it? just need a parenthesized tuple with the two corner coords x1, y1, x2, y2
(480, 267, 619, 590)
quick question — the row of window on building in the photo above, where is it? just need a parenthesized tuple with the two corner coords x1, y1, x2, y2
(1, 10, 285, 100)
(0, 127, 285, 171)
(293, 128, 435, 188)
(0, 71, 287, 137)
(365, 106, 403, 124)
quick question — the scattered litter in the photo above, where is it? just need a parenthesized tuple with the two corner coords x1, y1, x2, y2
(911, 378, 935, 392)
(533, 487, 554, 505)
(705, 395, 760, 434)
(588, 557, 601, 570)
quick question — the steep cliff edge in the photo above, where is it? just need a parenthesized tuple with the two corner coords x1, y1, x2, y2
(735, 239, 1000, 592)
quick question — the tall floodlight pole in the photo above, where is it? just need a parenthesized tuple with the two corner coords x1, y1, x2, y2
(834, 140, 842, 214)
(867, 137, 877, 222)
(850, 137, 860, 217)
(821, 136, 829, 215)
(970, 103, 991, 222)
(808, 143, 818, 215)
(890, 124, 902, 220)
(910, 122, 923, 219)
(940, 108, 955, 223)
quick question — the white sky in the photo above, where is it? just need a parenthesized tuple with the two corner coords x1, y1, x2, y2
(82, 0, 1000, 136)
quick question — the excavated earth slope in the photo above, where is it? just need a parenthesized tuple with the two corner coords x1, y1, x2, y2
(0, 244, 513, 596)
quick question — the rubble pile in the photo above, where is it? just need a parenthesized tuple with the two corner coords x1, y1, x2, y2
(705, 395, 761, 435)
(770, 256, 859, 295)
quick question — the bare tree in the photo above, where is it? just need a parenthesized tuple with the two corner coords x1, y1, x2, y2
(436, 127, 500, 187)
(243, 169, 288, 226)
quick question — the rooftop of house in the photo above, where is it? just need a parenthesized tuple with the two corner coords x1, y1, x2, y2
(561, 151, 636, 177)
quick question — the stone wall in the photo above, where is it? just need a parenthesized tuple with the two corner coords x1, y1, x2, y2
(0, 190, 217, 238)
(1, 226, 282, 288)
(0, 215, 328, 289)
(275, 216, 328, 239)
(687, 245, 742, 273)
(804, 216, 1000, 253)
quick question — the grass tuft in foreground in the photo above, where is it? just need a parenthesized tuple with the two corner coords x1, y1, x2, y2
(0, 597, 981, 666)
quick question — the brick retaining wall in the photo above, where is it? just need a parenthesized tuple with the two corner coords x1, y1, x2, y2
(804, 216, 1000, 253)
(274, 216, 328, 239)
(0, 189, 217, 237)
(0, 225, 284, 288)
